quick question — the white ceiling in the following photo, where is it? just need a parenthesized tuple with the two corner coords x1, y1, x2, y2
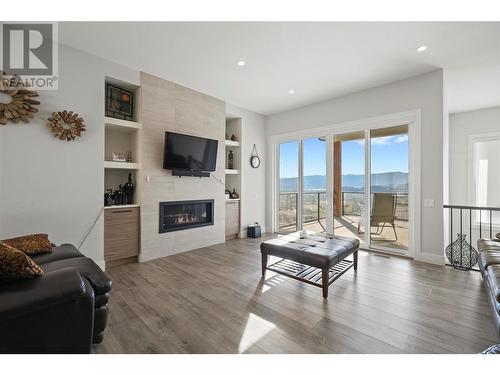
(59, 22, 500, 115)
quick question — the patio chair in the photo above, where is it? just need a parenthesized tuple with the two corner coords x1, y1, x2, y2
(357, 193, 398, 241)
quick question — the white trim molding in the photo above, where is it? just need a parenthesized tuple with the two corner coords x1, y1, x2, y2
(467, 131, 500, 208)
(415, 252, 446, 266)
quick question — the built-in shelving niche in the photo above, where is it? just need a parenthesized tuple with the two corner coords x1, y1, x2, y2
(225, 117, 242, 195)
(103, 77, 142, 208)
(103, 77, 142, 269)
(225, 116, 242, 239)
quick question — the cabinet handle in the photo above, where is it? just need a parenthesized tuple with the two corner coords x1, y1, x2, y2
(112, 210, 133, 213)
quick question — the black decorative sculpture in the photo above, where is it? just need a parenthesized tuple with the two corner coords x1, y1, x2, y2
(123, 173, 135, 205)
(105, 173, 135, 207)
(104, 189, 114, 206)
(445, 233, 478, 271)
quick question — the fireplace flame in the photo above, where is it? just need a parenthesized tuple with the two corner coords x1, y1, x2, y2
(172, 213, 201, 225)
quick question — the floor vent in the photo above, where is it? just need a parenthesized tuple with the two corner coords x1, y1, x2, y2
(372, 253, 391, 259)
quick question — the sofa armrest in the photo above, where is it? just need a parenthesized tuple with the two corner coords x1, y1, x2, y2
(0, 268, 89, 319)
(0, 268, 95, 353)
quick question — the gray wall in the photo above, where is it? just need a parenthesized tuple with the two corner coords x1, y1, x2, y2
(449, 106, 500, 205)
(266, 70, 445, 263)
(0, 44, 139, 267)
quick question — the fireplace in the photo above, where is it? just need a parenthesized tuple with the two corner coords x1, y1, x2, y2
(159, 199, 214, 233)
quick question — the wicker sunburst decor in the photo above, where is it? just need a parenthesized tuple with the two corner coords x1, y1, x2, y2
(47, 110, 86, 141)
(0, 72, 40, 125)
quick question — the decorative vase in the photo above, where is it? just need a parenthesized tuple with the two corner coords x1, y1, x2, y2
(445, 233, 478, 271)
(230, 189, 239, 199)
(123, 172, 135, 204)
(228, 150, 234, 169)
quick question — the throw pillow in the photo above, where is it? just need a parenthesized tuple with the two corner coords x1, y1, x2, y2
(0, 242, 44, 281)
(3, 233, 53, 255)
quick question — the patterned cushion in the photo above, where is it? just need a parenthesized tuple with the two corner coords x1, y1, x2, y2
(0, 241, 44, 281)
(3, 233, 53, 256)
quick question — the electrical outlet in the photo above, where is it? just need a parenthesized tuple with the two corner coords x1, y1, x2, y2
(424, 199, 435, 208)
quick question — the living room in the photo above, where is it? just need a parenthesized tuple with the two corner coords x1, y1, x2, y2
(1, 1, 500, 373)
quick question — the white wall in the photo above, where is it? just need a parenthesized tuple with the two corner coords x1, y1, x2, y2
(449, 106, 500, 205)
(0, 42, 268, 266)
(0, 44, 139, 267)
(266, 70, 445, 264)
(226, 103, 267, 234)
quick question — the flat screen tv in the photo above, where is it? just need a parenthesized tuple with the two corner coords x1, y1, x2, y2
(163, 132, 218, 172)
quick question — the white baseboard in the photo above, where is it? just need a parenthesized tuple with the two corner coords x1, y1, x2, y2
(414, 252, 445, 266)
(96, 260, 106, 271)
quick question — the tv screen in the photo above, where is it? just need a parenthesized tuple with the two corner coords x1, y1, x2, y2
(163, 132, 218, 172)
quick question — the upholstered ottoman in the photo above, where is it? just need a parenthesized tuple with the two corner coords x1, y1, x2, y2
(261, 232, 359, 298)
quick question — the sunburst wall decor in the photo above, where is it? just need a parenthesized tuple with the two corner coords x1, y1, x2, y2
(0, 72, 40, 125)
(47, 110, 86, 141)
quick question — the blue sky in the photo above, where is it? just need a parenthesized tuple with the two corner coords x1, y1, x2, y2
(279, 135, 408, 178)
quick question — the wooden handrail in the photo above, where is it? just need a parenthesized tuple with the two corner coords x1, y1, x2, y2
(444, 204, 500, 211)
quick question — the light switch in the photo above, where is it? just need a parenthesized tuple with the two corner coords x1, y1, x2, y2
(145, 175, 151, 183)
(424, 199, 434, 208)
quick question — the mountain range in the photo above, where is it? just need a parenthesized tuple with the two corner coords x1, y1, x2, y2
(280, 172, 408, 193)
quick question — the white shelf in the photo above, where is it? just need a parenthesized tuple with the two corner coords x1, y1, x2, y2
(104, 204, 140, 210)
(225, 198, 240, 202)
(104, 161, 141, 170)
(225, 139, 240, 147)
(225, 169, 240, 175)
(105, 116, 141, 132)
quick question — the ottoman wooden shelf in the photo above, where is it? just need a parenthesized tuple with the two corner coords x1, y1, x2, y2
(260, 232, 359, 298)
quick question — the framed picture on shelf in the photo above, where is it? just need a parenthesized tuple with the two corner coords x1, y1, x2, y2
(105, 83, 134, 120)
(112, 152, 127, 162)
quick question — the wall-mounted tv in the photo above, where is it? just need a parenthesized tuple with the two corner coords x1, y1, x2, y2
(163, 132, 218, 172)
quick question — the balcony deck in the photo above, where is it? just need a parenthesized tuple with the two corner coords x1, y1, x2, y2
(300, 215, 409, 251)
(279, 191, 409, 251)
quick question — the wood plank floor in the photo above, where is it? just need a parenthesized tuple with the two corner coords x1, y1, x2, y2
(93, 234, 497, 354)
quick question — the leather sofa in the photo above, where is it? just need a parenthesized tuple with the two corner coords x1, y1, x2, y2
(0, 244, 112, 353)
(478, 236, 500, 338)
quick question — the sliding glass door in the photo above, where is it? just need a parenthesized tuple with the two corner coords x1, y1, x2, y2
(369, 125, 409, 251)
(302, 137, 327, 233)
(275, 123, 411, 255)
(333, 131, 366, 246)
(278, 142, 300, 233)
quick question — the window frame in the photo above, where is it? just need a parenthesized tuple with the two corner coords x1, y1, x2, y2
(467, 131, 500, 226)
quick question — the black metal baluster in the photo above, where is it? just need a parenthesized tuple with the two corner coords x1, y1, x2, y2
(479, 209, 482, 239)
(490, 210, 493, 238)
(460, 209, 463, 267)
(450, 207, 453, 266)
(469, 209, 472, 270)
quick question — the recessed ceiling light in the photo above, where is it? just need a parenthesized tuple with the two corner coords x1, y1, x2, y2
(417, 45, 427, 52)
(237, 60, 246, 66)
(289, 89, 295, 94)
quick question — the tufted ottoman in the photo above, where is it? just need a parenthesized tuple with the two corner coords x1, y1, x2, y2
(260, 232, 359, 298)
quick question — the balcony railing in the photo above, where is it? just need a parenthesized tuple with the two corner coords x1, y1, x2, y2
(279, 191, 408, 230)
(443, 204, 500, 271)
